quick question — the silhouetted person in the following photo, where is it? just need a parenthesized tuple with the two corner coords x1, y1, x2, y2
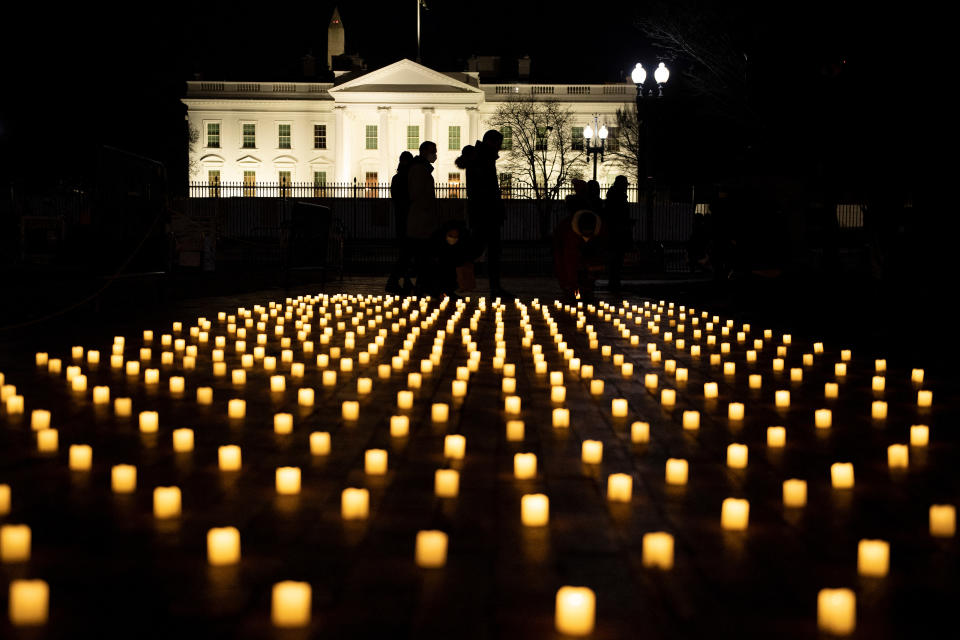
(460, 129, 510, 298)
(416, 220, 474, 297)
(603, 175, 630, 293)
(385, 151, 414, 294)
(586, 179, 603, 214)
(407, 141, 440, 293)
(554, 208, 607, 301)
(565, 179, 590, 215)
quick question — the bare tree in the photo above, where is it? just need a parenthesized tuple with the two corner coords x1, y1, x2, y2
(187, 124, 201, 180)
(606, 105, 642, 185)
(488, 96, 583, 202)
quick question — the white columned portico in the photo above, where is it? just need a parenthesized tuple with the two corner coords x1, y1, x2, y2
(422, 107, 436, 145)
(467, 106, 479, 146)
(378, 105, 391, 180)
(334, 105, 349, 182)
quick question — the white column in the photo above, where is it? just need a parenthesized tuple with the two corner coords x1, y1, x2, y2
(467, 106, 479, 145)
(378, 106, 391, 182)
(335, 106, 349, 182)
(422, 107, 435, 145)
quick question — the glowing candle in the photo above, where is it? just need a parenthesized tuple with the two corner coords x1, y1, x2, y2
(818, 588, 856, 636)
(430, 403, 449, 423)
(590, 379, 604, 396)
(642, 373, 658, 390)
(504, 395, 521, 414)
(113, 397, 132, 417)
(30, 410, 50, 431)
(930, 505, 956, 537)
(8, 579, 49, 626)
(917, 390, 932, 408)
(760, 426, 785, 449)
(621, 362, 634, 377)
(521, 494, 549, 526)
(911, 368, 924, 384)
(856, 539, 890, 577)
(665, 458, 688, 485)
(506, 420, 525, 441)
(153, 486, 182, 518)
(676, 368, 688, 382)
(47, 358, 62, 374)
(824, 383, 839, 400)
(138, 411, 159, 433)
(342, 401, 359, 421)
(555, 586, 595, 636)
(772, 358, 784, 372)
(723, 362, 736, 376)
(110, 354, 124, 369)
(412, 530, 449, 569)
(775, 390, 790, 408)
(69, 444, 92, 470)
(71, 345, 84, 360)
(207, 527, 240, 565)
(434, 469, 459, 497)
(626, 421, 648, 444)
(552, 408, 570, 428)
(834, 362, 847, 377)
(840, 349, 851, 361)
(871, 401, 887, 420)
(265, 375, 285, 393)
(0, 485, 8, 515)
(396, 390, 414, 410)
(228, 399, 246, 419)
(783, 478, 807, 507)
(218, 445, 242, 471)
(322, 370, 337, 386)
(581, 440, 603, 464)
(172, 428, 194, 452)
(0, 524, 31, 562)
(69, 375, 87, 393)
(580, 364, 593, 379)
(271, 581, 311, 628)
(721, 498, 749, 530)
(831, 462, 854, 489)
(815, 409, 832, 428)
(659, 389, 676, 407)
(690, 345, 701, 357)
(676, 410, 698, 430)
(607, 473, 632, 502)
(275, 467, 301, 494)
(297, 388, 315, 407)
(642, 532, 674, 569)
(728, 402, 744, 420)
(887, 444, 908, 469)
(611, 398, 628, 418)
(291, 362, 305, 377)
(613, 354, 624, 367)
(910, 425, 929, 446)
(727, 443, 748, 468)
(438, 436, 465, 462)
(263, 356, 276, 370)
(142, 368, 160, 385)
(551, 386, 566, 403)
(704, 382, 718, 399)
(37, 429, 58, 453)
(514, 453, 537, 479)
(378, 364, 391, 379)
(341, 487, 370, 519)
(35, 352, 48, 367)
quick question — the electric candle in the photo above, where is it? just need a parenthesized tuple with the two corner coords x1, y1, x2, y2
(30, 409, 50, 431)
(37, 429, 58, 453)
(504, 395, 521, 414)
(551, 386, 566, 403)
(887, 444, 908, 469)
(138, 411, 159, 433)
(521, 494, 549, 526)
(877, 359, 888, 372)
(721, 498, 749, 530)
(106, 463, 137, 494)
(857, 539, 889, 577)
(677, 410, 698, 430)
(665, 458, 688, 485)
(872, 376, 885, 392)
(727, 444, 748, 468)
(153, 486, 182, 518)
(611, 398, 628, 418)
(552, 408, 570, 427)
(783, 479, 807, 507)
(723, 362, 736, 376)
(276, 466, 302, 494)
(506, 420, 525, 441)
(930, 505, 956, 537)
(824, 383, 839, 399)
(514, 453, 537, 479)
(818, 588, 856, 636)
(8, 580, 48, 626)
(0, 485, 8, 515)
(267, 375, 286, 393)
(834, 362, 847, 377)
(831, 462, 854, 489)
(228, 399, 246, 418)
(644, 373, 658, 390)
(499, 378, 516, 395)
(690, 345, 701, 357)
(1, 524, 31, 562)
(872, 401, 887, 420)
(911, 368, 924, 384)
(69, 374, 87, 393)
(772, 358, 784, 372)
(917, 390, 932, 407)
(765, 426, 786, 447)
(415, 530, 449, 568)
(47, 358, 62, 374)
(291, 362, 305, 378)
(397, 390, 414, 410)
(218, 445, 242, 471)
(271, 581, 311, 628)
(660, 389, 676, 406)
(69, 444, 92, 470)
(309, 431, 331, 455)
(590, 379, 604, 396)
(434, 469, 460, 497)
(728, 402, 745, 420)
(774, 390, 790, 408)
(322, 370, 337, 386)
(110, 398, 132, 419)
(910, 425, 929, 446)
(676, 368, 688, 382)
(35, 352, 48, 366)
(621, 362, 634, 377)
(342, 401, 359, 421)
(207, 527, 240, 565)
(555, 586, 595, 636)
(298, 388, 315, 407)
(704, 382, 718, 399)
(607, 473, 632, 502)
(815, 409, 832, 428)
(110, 354, 124, 369)
(172, 428, 194, 452)
(71, 345, 84, 360)
(613, 354, 624, 366)
(431, 403, 449, 423)
(642, 532, 674, 569)
(378, 364, 391, 379)
(581, 440, 603, 464)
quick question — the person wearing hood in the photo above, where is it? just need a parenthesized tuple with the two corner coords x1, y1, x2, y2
(602, 175, 631, 293)
(385, 151, 414, 294)
(406, 141, 440, 293)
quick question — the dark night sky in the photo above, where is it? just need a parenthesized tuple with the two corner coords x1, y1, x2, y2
(0, 1, 938, 189)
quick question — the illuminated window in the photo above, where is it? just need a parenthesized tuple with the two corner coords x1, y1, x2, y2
(279, 171, 291, 197)
(407, 125, 419, 150)
(207, 170, 220, 197)
(365, 171, 379, 197)
(313, 124, 327, 149)
(313, 171, 327, 197)
(365, 125, 378, 150)
(571, 126, 584, 151)
(206, 123, 220, 148)
(500, 126, 512, 150)
(605, 126, 619, 152)
(535, 127, 548, 151)
(242, 123, 256, 148)
(448, 126, 461, 150)
(448, 172, 461, 198)
(499, 173, 512, 199)
(278, 124, 291, 149)
(243, 170, 256, 197)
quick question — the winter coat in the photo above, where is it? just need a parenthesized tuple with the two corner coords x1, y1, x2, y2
(406, 157, 439, 239)
(553, 209, 608, 292)
(391, 166, 411, 239)
(465, 142, 504, 228)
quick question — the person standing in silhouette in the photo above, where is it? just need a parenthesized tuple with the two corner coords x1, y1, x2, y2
(603, 175, 630, 293)
(462, 129, 511, 298)
(385, 151, 414, 294)
(407, 141, 440, 293)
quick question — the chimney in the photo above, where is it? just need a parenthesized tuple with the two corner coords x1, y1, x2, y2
(518, 55, 531, 80)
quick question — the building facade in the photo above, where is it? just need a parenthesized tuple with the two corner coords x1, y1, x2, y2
(183, 58, 635, 195)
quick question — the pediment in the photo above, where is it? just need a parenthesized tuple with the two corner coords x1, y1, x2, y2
(272, 155, 298, 165)
(199, 154, 225, 165)
(236, 155, 261, 165)
(307, 156, 334, 165)
(329, 59, 482, 95)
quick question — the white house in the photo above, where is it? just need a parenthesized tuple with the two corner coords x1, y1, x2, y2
(183, 57, 635, 195)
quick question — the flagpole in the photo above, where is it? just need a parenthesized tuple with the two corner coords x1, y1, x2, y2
(416, 0, 421, 63)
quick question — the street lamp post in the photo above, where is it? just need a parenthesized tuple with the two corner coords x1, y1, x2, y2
(582, 115, 608, 182)
(631, 62, 669, 269)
